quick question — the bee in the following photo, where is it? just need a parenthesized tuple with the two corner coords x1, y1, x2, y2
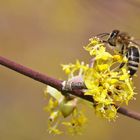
(96, 29, 140, 76)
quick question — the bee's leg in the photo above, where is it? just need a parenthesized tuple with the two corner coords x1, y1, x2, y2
(89, 58, 95, 68)
(111, 62, 125, 72)
(119, 62, 125, 68)
(120, 44, 125, 54)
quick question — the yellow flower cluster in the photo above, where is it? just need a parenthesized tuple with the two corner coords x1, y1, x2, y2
(44, 37, 136, 135)
(44, 86, 87, 135)
(62, 37, 136, 120)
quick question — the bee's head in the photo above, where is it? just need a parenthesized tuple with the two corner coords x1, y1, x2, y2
(108, 30, 120, 46)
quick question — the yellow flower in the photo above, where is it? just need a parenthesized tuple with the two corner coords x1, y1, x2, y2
(84, 37, 105, 56)
(49, 111, 60, 122)
(48, 124, 63, 135)
(61, 64, 75, 75)
(44, 97, 58, 112)
(62, 109, 87, 135)
(97, 64, 109, 71)
(95, 104, 117, 120)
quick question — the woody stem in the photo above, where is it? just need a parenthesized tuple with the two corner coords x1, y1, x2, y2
(0, 56, 140, 121)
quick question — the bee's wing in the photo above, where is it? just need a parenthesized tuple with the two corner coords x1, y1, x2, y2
(129, 39, 140, 48)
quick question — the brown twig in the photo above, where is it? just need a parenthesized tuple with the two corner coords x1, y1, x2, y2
(0, 56, 140, 121)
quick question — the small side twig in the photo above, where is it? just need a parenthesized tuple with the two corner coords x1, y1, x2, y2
(0, 56, 140, 121)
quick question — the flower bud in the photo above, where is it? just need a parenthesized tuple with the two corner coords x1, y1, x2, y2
(59, 98, 78, 118)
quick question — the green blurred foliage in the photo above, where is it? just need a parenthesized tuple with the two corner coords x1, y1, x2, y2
(0, 0, 140, 140)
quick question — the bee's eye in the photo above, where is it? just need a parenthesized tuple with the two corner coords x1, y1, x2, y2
(110, 30, 119, 38)
(110, 33, 115, 38)
(110, 32, 117, 38)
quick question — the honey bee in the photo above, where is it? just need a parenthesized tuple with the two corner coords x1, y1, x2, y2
(96, 29, 140, 76)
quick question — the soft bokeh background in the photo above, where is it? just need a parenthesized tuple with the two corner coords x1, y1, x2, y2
(0, 0, 140, 139)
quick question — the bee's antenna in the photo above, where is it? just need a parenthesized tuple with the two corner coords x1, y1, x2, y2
(96, 33, 110, 38)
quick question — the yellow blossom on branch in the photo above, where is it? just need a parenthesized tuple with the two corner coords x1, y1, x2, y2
(62, 37, 135, 121)
(44, 37, 136, 135)
(44, 86, 87, 135)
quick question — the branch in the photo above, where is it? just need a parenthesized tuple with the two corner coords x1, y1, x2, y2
(0, 56, 140, 121)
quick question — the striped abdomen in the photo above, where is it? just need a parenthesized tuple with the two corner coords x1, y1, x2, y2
(127, 46, 140, 76)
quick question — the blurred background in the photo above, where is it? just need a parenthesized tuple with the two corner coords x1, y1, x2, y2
(0, 0, 140, 139)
